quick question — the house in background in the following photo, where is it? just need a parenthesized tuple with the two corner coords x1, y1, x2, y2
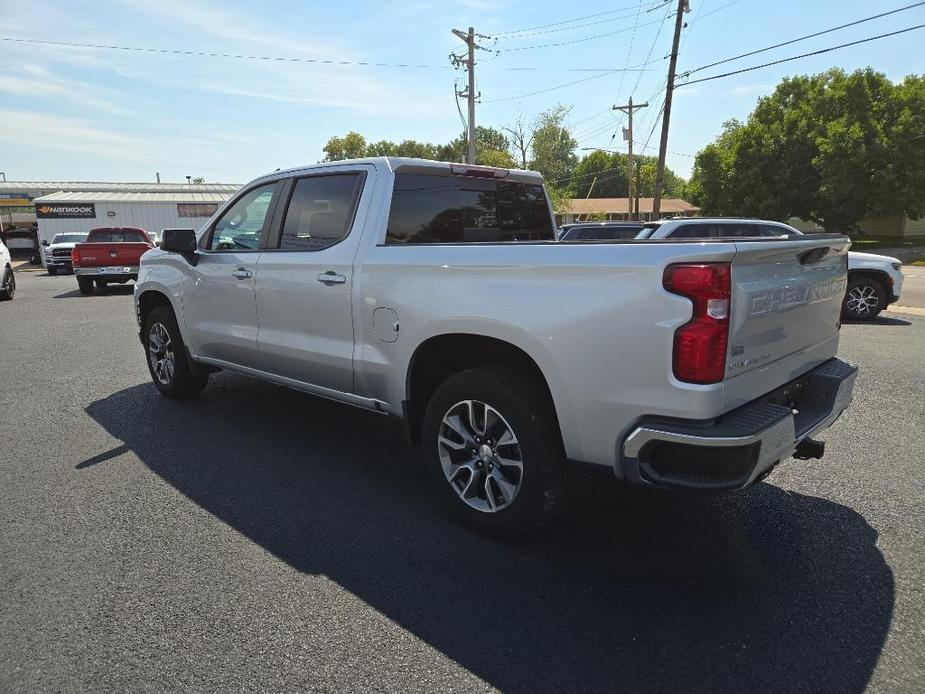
(557, 198, 699, 226)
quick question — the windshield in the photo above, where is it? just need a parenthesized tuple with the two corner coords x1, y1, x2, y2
(52, 234, 88, 244)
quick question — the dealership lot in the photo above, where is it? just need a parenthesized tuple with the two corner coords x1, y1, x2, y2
(1, 271, 923, 693)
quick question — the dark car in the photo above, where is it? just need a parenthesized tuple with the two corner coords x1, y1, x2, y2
(557, 222, 645, 241)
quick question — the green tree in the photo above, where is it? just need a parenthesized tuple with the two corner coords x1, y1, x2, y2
(529, 105, 577, 185)
(569, 150, 627, 198)
(690, 69, 925, 231)
(322, 131, 367, 161)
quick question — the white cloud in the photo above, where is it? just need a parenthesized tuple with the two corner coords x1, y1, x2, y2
(0, 109, 256, 164)
(0, 64, 136, 115)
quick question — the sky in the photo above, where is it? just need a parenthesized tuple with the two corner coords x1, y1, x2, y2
(0, 0, 923, 185)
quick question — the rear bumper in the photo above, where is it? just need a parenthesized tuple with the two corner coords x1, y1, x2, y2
(75, 266, 139, 280)
(621, 358, 857, 491)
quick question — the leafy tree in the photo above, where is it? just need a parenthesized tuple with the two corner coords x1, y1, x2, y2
(322, 131, 367, 161)
(529, 105, 577, 185)
(690, 69, 925, 231)
(569, 150, 627, 198)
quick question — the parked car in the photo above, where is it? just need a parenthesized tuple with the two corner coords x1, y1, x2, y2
(71, 227, 154, 295)
(632, 219, 904, 321)
(557, 221, 645, 240)
(134, 158, 857, 537)
(0, 236, 14, 300)
(42, 232, 89, 275)
(1, 227, 38, 257)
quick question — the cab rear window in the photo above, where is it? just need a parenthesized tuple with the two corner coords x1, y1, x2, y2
(89, 230, 148, 243)
(386, 173, 554, 244)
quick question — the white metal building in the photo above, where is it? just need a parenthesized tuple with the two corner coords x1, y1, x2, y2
(0, 180, 239, 231)
(32, 190, 236, 246)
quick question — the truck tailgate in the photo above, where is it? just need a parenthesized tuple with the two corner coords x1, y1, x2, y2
(74, 242, 150, 266)
(724, 235, 850, 410)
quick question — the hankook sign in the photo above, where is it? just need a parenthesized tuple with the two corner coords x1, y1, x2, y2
(36, 203, 96, 219)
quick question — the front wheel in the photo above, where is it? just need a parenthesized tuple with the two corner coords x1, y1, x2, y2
(844, 276, 885, 321)
(143, 305, 209, 398)
(422, 367, 566, 538)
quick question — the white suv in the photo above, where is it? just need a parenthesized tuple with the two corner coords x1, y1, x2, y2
(0, 237, 14, 300)
(634, 219, 904, 321)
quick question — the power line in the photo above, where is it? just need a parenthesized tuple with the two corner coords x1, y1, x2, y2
(493, 6, 657, 38)
(690, 0, 745, 23)
(678, 24, 925, 87)
(685, 1, 925, 76)
(626, 10, 671, 99)
(483, 60, 658, 104)
(612, 2, 647, 107)
(0, 36, 443, 69)
(0, 36, 640, 73)
(493, 1, 666, 36)
(501, 15, 670, 52)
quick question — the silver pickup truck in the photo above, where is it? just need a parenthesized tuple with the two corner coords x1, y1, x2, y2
(134, 158, 857, 537)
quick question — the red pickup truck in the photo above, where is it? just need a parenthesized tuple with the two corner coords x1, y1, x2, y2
(71, 227, 155, 294)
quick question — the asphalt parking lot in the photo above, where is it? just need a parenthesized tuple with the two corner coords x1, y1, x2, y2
(1, 271, 923, 693)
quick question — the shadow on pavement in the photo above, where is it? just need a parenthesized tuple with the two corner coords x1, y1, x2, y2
(85, 376, 894, 694)
(54, 285, 135, 299)
(843, 316, 912, 326)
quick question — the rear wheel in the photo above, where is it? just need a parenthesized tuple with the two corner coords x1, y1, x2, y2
(422, 367, 566, 538)
(0, 268, 15, 300)
(844, 276, 885, 321)
(47, 267, 58, 276)
(143, 305, 209, 398)
(76, 276, 94, 295)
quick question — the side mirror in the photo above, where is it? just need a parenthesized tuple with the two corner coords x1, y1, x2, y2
(42, 239, 49, 246)
(160, 228, 199, 265)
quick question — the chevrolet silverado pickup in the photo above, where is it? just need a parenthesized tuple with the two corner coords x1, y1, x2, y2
(134, 158, 858, 537)
(72, 227, 154, 294)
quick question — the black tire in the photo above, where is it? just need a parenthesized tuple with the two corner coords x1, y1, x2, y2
(0, 267, 14, 301)
(143, 305, 209, 398)
(47, 267, 58, 276)
(76, 276, 94, 295)
(421, 366, 566, 538)
(843, 275, 886, 321)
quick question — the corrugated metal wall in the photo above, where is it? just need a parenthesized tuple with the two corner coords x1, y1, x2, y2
(36, 202, 212, 247)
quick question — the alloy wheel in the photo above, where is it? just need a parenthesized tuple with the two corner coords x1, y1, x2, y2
(846, 284, 880, 317)
(148, 322, 175, 385)
(437, 400, 524, 513)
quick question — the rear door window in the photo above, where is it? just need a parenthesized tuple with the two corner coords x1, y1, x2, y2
(386, 173, 553, 244)
(276, 173, 364, 251)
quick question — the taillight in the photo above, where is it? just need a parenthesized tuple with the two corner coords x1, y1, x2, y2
(663, 263, 731, 384)
(71, 246, 80, 265)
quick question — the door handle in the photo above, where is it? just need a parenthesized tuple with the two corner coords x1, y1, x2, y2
(232, 268, 252, 279)
(317, 271, 347, 285)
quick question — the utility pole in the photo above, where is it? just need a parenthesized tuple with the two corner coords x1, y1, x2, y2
(452, 27, 481, 164)
(613, 97, 647, 220)
(653, 0, 689, 219)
